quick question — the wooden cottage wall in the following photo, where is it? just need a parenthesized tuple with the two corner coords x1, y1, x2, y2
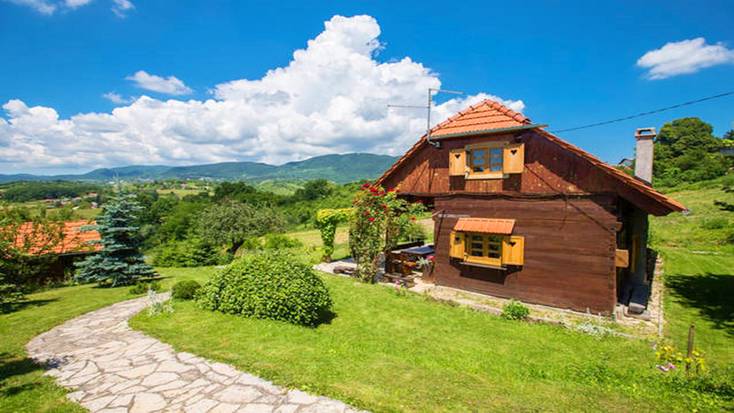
(382, 130, 651, 204)
(433, 195, 620, 313)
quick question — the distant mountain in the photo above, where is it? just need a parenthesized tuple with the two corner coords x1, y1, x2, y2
(0, 153, 398, 184)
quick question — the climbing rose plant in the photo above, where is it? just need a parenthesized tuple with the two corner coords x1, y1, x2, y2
(315, 208, 352, 262)
(348, 183, 425, 282)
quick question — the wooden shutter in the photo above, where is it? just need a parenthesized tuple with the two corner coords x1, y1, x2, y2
(503, 143, 525, 174)
(502, 235, 525, 265)
(449, 148, 467, 176)
(449, 231, 465, 259)
(615, 249, 629, 268)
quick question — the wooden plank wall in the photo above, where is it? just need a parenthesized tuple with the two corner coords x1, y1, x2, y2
(433, 195, 620, 314)
(383, 131, 663, 215)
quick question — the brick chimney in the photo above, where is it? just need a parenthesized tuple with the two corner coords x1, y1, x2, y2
(634, 127, 656, 185)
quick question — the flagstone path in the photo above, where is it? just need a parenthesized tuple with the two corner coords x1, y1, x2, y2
(26, 294, 363, 413)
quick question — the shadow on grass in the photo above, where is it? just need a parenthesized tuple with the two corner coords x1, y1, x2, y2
(0, 298, 58, 315)
(666, 272, 734, 336)
(0, 352, 43, 386)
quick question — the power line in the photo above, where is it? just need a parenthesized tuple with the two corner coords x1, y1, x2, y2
(551, 91, 734, 133)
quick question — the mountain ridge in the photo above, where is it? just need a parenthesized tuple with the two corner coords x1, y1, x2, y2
(0, 153, 397, 184)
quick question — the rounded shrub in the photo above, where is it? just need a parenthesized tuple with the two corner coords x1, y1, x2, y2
(197, 251, 332, 326)
(171, 280, 202, 300)
(501, 299, 530, 321)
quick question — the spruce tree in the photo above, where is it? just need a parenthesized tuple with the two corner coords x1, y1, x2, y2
(75, 191, 155, 286)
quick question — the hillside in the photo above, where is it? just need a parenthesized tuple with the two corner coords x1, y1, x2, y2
(0, 153, 397, 184)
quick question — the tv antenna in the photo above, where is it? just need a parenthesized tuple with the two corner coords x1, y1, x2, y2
(388, 88, 463, 148)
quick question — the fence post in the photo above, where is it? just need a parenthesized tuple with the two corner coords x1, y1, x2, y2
(686, 324, 695, 373)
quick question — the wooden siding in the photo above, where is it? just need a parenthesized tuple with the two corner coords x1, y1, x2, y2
(381, 130, 673, 215)
(433, 195, 619, 314)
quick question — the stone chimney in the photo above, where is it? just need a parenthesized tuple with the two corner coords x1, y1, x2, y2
(634, 127, 656, 185)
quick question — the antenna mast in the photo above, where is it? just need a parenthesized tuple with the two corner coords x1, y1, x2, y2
(388, 88, 463, 148)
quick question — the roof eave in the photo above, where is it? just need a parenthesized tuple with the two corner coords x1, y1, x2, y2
(430, 124, 548, 140)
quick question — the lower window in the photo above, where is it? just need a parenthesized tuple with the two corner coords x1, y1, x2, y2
(466, 233, 503, 266)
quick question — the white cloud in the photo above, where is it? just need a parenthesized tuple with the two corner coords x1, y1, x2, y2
(4, 0, 133, 15)
(0, 15, 525, 174)
(637, 37, 734, 79)
(126, 71, 193, 96)
(111, 0, 132, 17)
(102, 92, 133, 105)
(5, 0, 57, 15)
(64, 0, 91, 8)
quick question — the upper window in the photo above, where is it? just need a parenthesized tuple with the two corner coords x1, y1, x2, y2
(469, 147, 503, 174)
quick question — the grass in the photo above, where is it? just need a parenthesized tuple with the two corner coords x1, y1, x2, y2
(0, 268, 209, 412)
(650, 180, 734, 369)
(132, 273, 729, 412)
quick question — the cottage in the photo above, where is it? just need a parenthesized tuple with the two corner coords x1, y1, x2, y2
(12, 220, 101, 282)
(377, 100, 685, 315)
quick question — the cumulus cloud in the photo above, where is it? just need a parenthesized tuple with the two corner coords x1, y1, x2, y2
(0, 15, 524, 173)
(637, 37, 734, 79)
(126, 71, 193, 96)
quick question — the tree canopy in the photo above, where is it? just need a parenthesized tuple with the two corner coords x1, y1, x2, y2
(195, 200, 285, 254)
(653, 117, 731, 187)
(75, 191, 155, 286)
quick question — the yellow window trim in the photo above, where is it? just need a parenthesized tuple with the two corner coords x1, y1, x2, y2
(463, 232, 503, 267)
(451, 231, 525, 267)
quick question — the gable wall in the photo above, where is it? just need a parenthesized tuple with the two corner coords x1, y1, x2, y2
(382, 131, 623, 197)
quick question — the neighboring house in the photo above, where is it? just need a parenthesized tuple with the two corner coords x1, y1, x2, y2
(13, 220, 101, 280)
(377, 100, 685, 315)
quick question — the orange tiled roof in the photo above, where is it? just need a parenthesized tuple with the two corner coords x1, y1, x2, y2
(376, 98, 685, 215)
(430, 100, 530, 138)
(454, 218, 515, 234)
(13, 220, 101, 256)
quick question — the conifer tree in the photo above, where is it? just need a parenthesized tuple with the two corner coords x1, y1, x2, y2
(75, 191, 155, 286)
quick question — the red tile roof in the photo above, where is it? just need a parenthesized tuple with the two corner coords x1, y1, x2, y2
(454, 218, 515, 234)
(376, 98, 685, 215)
(13, 220, 101, 256)
(430, 100, 530, 138)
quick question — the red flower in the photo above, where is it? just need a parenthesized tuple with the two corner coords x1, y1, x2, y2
(368, 217, 375, 222)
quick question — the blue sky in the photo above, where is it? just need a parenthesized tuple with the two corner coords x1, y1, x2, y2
(1, 0, 733, 174)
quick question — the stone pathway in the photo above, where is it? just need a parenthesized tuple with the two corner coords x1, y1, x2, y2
(27, 294, 363, 413)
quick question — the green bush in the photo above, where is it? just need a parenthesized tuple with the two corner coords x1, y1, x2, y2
(153, 238, 229, 267)
(197, 251, 332, 326)
(501, 299, 530, 321)
(263, 234, 303, 250)
(171, 280, 202, 300)
(129, 280, 161, 295)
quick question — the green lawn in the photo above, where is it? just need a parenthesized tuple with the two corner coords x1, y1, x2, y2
(132, 272, 729, 412)
(0, 268, 210, 413)
(650, 181, 734, 370)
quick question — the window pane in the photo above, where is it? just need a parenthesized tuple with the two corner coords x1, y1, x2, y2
(471, 149, 487, 173)
(488, 236, 502, 258)
(489, 148, 503, 171)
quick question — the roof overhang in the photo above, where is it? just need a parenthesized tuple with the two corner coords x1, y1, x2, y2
(430, 124, 548, 140)
(454, 218, 515, 234)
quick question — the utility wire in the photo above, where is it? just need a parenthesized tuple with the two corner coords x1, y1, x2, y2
(551, 91, 734, 133)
